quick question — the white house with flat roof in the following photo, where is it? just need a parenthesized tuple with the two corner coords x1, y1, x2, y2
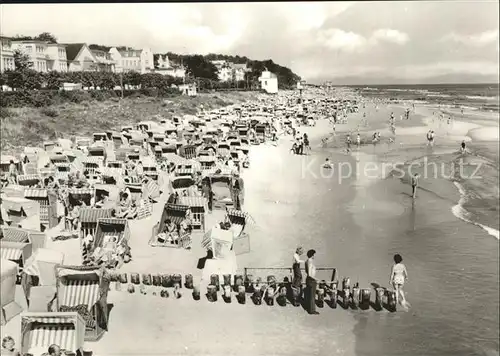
(258, 70, 278, 94)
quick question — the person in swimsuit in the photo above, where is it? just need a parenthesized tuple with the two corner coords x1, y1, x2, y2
(303, 133, 310, 153)
(460, 140, 466, 154)
(411, 173, 419, 199)
(305, 249, 319, 314)
(292, 247, 305, 291)
(390, 253, 410, 309)
(346, 135, 352, 153)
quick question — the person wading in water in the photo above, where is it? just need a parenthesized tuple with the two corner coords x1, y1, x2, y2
(389, 253, 410, 310)
(411, 173, 419, 199)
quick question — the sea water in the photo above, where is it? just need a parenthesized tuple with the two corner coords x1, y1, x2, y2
(244, 141, 499, 356)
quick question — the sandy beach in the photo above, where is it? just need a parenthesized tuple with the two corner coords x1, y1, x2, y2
(2, 88, 498, 356)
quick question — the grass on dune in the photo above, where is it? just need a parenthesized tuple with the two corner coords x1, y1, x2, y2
(1, 91, 258, 154)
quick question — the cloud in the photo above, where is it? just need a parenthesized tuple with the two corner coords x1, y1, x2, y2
(1, 2, 498, 84)
(317, 28, 409, 52)
(317, 29, 367, 52)
(371, 29, 409, 45)
(442, 30, 499, 46)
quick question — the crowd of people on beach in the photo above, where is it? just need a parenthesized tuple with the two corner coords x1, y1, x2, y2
(4, 86, 484, 356)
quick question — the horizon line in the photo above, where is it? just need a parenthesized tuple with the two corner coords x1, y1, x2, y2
(307, 82, 499, 87)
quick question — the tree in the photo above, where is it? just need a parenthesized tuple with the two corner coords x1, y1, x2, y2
(12, 34, 33, 41)
(100, 72, 117, 90)
(22, 69, 44, 90)
(183, 55, 218, 80)
(0, 71, 7, 89)
(44, 71, 62, 90)
(125, 71, 142, 88)
(13, 49, 33, 71)
(4, 70, 23, 90)
(34, 32, 57, 44)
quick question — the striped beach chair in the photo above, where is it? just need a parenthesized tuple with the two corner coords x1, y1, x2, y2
(24, 188, 50, 224)
(178, 196, 207, 232)
(17, 174, 41, 187)
(136, 199, 153, 220)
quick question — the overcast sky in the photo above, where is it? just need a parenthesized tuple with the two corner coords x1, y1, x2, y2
(2, 2, 499, 84)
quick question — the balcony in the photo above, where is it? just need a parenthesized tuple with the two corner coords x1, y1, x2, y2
(1, 45, 13, 53)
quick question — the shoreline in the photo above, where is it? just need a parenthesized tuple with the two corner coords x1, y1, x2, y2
(1, 87, 497, 356)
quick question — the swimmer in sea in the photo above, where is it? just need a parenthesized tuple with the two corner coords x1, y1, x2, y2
(390, 253, 410, 309)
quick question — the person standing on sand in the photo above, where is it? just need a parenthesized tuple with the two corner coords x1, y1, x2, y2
(390, 254, 410, 309)
(411, 173, 419, 199)
(7, 160, 18, 185)
(292, 247, 305, 291)
(346, 134, 352, 153)
(303, 133, 310, 153)
(305, 249, 319, 315)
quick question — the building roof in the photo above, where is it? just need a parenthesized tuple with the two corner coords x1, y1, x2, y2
(63, 43, 86, 61)
(119, 49, 142, 57)
(259, 71, 277, 79)
(10, 39, 48, 44)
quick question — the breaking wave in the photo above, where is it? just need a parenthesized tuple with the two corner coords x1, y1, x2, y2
(452, 181, 499, 240)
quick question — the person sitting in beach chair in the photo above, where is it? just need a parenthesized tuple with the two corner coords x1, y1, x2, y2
(136, 161, 144, 180)
(158, 219, 178, 244)
(219, 214, 232, 230)
(123, 201, 138, 219)
(66, 203, 81, 232)
(94, 236, 119, 267)
(46, 176, 60, 191)
(179, 217, 192, 238)
(83, 233, 94, 252)
(116, 191, 132, 218)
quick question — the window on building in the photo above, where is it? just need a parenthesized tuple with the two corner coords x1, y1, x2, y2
(25, 46, 32, 53)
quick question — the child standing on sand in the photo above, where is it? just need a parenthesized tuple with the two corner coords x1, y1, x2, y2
(390, 254, 410, 309)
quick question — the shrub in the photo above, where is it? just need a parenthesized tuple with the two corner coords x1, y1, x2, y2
(0, 107, 15, 118)
(139, 88, 159, 97)
(41, 107, 59, 117)
(59, 90, 92, 104)
(89, 90, 117, 101)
